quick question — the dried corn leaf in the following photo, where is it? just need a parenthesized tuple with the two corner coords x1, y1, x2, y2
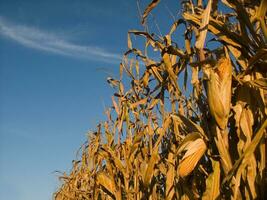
(240, 107, 254, 141)
(169, 19, 186, 36)
(223, 119, 267, 185)
(142, 0, 160, 24)
(103, 147, 126, 174)
(97, 173, 116, 196)
(202, 160, 220, 200)
(195, 0, 212, 50)
(247, 48, 267, 67)
(247, 78, 267, 90)
(143, 71, 150, 87)
(166, 150, 175, 200)
(127, 32, 132, 49)
(143, 151, 158, 187)
(130, 98, 148, 109)
(172, 114, 206, 139)
(254, 0, 267, 21)
(112, 96, 120, 115)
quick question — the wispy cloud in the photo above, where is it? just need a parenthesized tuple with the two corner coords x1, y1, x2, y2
(0, 17, 121, 63)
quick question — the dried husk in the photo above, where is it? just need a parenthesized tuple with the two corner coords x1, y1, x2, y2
(206, 55, 232, 130)
(178, 138, 207, 177)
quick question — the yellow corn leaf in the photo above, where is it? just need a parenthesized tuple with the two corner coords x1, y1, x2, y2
(143, 151, 158, 187)
(202, 160, 220, 200)
(223, 119, 267, 185)
(258, 0, 267, 39)
(135, 60, 140, 78)
(112, 96, 120, 115)
(181, 194, 191, 200)
(183, 12, 243, 48)
(191, 66, 199, 85)
(148, 98, 159, 110)
(221, 0, 233, 8)
(143, 71, 150, 87)
(240, 107, 254, 142)
(171, 114, 206, 139)
(227, 45, 248, 69)
(97, 172, 116, 196)
(233, 103, 244, 155)
(214, 127, 232, 174)
(119, 63, 123, 80)
(247, 78, 267, 90)
(151, 65, 163, 83)
(169, 19, 186, 36)
(127, 32, 132, 49)
(166, 145, 175, 200)
(195, 0, 212, 50)
(259, 137, 266, 196)
(246, 156, 257, 199)
(255, 0, 267, 21)
(130, 98, 147, 109)
(104, 147, 126, 174)
(247, 48, 267, 67)
(128, 30, 163, 49)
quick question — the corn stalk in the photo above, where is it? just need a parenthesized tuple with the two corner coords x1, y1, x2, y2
(54, 0, 267, 199)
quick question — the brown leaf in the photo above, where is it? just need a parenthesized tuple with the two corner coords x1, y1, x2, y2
(195, 0, 212, 50)
(142, 0, 161, 25)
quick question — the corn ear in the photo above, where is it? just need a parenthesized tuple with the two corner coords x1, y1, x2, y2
(206, 55, 232, 130)
(178, 138, 207, 177)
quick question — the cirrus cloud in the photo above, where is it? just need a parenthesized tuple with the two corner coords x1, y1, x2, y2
(0, 17, 121, 63)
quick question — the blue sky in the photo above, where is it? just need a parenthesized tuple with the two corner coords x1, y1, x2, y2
(0, 0, 179, 199)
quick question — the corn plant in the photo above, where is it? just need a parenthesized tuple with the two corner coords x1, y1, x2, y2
(54, 0, 267, 199)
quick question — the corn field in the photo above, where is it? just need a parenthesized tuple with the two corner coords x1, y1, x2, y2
(54, 0, 267, 199)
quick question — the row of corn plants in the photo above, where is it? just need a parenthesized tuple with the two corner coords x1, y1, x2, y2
(54, 0, 267, 199)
